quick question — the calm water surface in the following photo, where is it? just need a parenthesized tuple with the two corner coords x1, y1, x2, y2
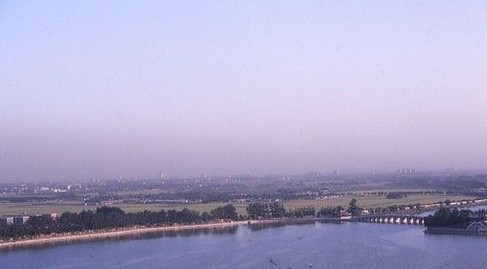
(1, 222, 486, 269)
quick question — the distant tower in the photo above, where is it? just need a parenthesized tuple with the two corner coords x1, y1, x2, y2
(332, 170, 338, 177)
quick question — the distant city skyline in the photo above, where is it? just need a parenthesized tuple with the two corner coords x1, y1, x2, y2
(1, 1, 486, 181)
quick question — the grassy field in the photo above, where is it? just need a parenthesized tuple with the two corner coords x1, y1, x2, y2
(282, 194, 474, 210)
(0, 194, 475, 216)
(0, 202, 250, 216)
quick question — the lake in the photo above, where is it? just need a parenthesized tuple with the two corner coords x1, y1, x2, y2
(1, 222, 486, 269)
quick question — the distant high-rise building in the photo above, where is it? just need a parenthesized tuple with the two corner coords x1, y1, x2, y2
(396, 168, 416, 174)
(158, 170, 166, 180)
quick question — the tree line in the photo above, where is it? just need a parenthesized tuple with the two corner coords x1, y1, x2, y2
(0, 204, 239, 240)
(246, 201, 317, 218)
(424, 208, 472, 228)
(245, 199, 363, 219)
(3, 198, 430, 240)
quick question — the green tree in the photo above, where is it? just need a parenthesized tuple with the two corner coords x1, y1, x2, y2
(269, 202, 286, 218)
(348, 198, 362, 216)
(246, 203, 269, 218)
(424, 208, 471, 228)
(210, 204, 238, 220)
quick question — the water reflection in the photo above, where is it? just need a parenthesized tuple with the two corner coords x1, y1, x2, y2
(1, 225, 240, 252)
(247, 222, 287, 231)
(247, 220, 346, 231)
(130, 225, 239, 239)
(1, 223, 487, 269)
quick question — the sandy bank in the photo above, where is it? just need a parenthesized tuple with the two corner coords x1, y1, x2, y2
(0, 217, 330, 251)
(0, 221, 248, 251)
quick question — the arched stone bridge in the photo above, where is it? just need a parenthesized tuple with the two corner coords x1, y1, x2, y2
(353, 214, 425, 225)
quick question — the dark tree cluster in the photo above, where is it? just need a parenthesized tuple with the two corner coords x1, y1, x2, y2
(424, 208, 472, 228)
(246, 202, 315, 218)
(0, 205, 239, 240)
(317, 206, 344, 217)
(209, 204, 239, 220)
(245, 202, 286, 218)
(286, 206, 316, 218)
(348, 198, 362, 216)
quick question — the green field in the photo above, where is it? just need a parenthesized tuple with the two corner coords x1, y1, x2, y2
(0, 202, 250, 216)
(282, 194, 474, 210)
(0, 194, 475, 216)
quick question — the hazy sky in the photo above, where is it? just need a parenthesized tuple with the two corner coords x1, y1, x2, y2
(1, 1, 486, 181)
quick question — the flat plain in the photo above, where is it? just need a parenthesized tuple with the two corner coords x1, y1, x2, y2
(0, 193, 474, 216)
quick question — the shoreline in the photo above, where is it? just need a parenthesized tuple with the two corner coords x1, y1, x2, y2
(0, 218, 318, 251)
(0, 221, 246, 251)
(0, 214, 428, 251)
(424, 227, 487, 237)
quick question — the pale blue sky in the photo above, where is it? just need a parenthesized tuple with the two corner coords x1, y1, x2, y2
(1, 1, 486, 181)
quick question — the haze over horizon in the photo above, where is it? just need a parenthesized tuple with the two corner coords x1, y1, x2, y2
(1, 1, 486, 181)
